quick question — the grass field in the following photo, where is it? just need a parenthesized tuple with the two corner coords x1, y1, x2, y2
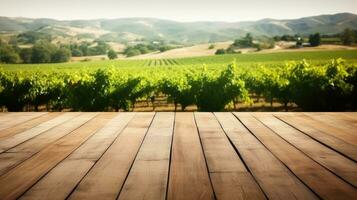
(1, 49, 357, 72)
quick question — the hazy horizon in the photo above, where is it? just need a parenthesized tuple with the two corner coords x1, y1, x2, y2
(0, 0, 357, 22)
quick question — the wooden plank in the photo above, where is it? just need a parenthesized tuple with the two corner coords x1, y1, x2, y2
(118, 112, 174, 200)
(255, 113, 357, 187)
(0, 113, 97, 176)
(280, 113, 357, 146)
(0, 113, 62, 139)
(20, 113, 135, 200)
(341, 112, 357, 120)
(167, 113, 214, 200)
(303, 113, 357, 133)
(236, 113, 357, 200)
(0, 113, 115, 200)
(215, 112, 317, 200)
(68, 112, 155, 200)
(276, 113, 357, 161)
(0, 113, 47, 131)
(0, 112, 80, 153)
(0, 113, 39, 122)
(195, 112, 266, 200)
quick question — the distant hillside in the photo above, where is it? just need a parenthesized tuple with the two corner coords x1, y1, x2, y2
(1, 13, 356, 43)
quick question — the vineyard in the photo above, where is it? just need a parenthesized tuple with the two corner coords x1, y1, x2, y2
(1, 55, 357, 112)
(2, 49, 357, 71)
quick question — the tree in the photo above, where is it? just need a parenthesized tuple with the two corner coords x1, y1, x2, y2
(215, 49, 226, 55)
(341, 28, 354, 45)
(71, 49, 83, 57)
(208, 44, 215, 49)
(125, 48, 141, 57)
(0, 44, 20, 63)
(31, 41, 56, 63)
(309, 33, 321, 47)
(51, 48, 71, 63)
(233, 33, 253, 47)
(19, 48, 33, 63)
(79, 43, 89, 56)
(107, 49, 118, 60)
(159, 45, 172, 52)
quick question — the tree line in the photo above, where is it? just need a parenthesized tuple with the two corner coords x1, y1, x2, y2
(123, 43, 174, 57)
(0, 39, 121, 64)
(274, 28, 357, 47)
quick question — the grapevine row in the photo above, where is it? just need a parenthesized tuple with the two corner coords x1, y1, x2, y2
(0, 59, 356, 111)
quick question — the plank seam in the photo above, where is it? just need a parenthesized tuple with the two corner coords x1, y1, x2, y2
(232, 113, 322, 200)
(0, 112, 48, 132)
(0, 113, 97, 176)
(0, 113, 81, 154)
(14, 113, 105, 199)
(165, 112, 176, 200)
(289, 114, 356, 147)
(212, 112, 269, 199)
(274, 114, 357, 162)
(0, 112, 52, 137)
(63, 113, 136, 200)
(193, 112, 218, 200)
(115, 112, 157, 200)
(256, 115, 357, 189)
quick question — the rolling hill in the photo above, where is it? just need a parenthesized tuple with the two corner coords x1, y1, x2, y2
(0, 13, 356, 44)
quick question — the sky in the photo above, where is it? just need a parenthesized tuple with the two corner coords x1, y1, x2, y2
(0, 0, 357, 22)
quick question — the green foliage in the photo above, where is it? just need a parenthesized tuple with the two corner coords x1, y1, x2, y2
(208, 44, 215, 49)
(341, 28, 355, 45)
(1, 52, 357, 112)
(309, 33, 321, 47)
(190, 64, 248, 111)
(288, 59, 353, 111)
(233, 33, 254, 48)
(215, 49, 226, 55)
(71, 49, 83, 57)
(51, 48, 72, 63)
(123, 43, 174, 57)
(346, 66, 357, 109)
(88, 41, 110, 55)
(17, 31, 51, 44)
(31, 40, 57, 63)
(0, 72, 31, 111)
(70, 41, 111, 57)
(107, 49, 118, 60)
(124, 48, 142, 57)
(274, 35, 297, 41)
(19, 48, 33, 63)
(0, 43, 20, 64)
(109, 76, 140, 111)
(66, 69, 111, 111)
(159, 45, 173, 52)
(161, 74, 195, 111)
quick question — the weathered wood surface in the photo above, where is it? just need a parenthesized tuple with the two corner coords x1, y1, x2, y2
(0, 112, 356, 200)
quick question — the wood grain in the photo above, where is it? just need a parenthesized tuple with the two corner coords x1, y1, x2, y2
(195, 112, 266, 200)
(216, 112, 317, 200)
(0, 113, 114, 200)
(118, 112, 174, 200)
(68, 112, 155, 200)
(236, 113, 357, 200)
(168, 112, 214, 200)
(0, 113, 97, 176)
(276, 113, 357, 161)
(20, 113, 135, 200)
(255, 113, 357, 187)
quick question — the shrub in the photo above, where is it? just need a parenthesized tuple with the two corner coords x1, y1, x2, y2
(215, 49, 226, 55)
(107, 49, 118, 60)
(309, 33, 321, 47)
